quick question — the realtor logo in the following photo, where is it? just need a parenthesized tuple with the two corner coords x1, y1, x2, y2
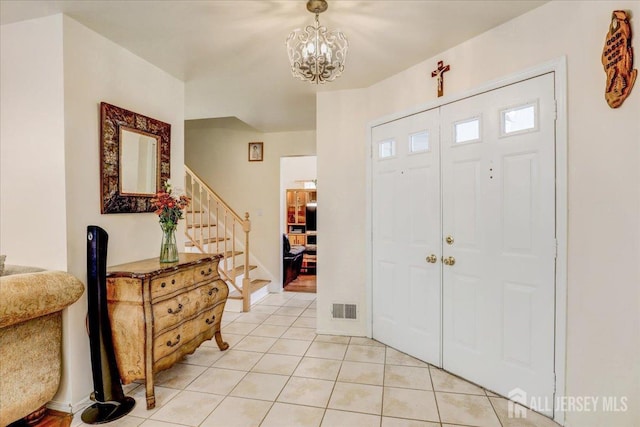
(508, 388, 528, 418)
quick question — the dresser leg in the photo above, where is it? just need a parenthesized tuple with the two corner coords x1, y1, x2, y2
(146, 376, 156, 410)
(215, 331, 229, 351)
(144, 364, 155, 409)
(146, 393, 156, 410)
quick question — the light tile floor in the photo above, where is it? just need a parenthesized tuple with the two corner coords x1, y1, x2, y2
(72, 292, 560, 427)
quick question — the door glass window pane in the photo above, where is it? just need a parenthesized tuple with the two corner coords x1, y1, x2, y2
(454, 118, 481, 143)
(379, 139, 396, 158)
(502, 103, 536, 135)
(410, 131, 429, 153)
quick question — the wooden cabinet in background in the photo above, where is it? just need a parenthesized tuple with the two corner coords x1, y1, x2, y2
(106, 253, 229, 410)
(289, 234, 306, 246)
(285, 189, 317, 246)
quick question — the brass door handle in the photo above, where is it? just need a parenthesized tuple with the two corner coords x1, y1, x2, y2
(445, 236, 454, 245)
(426, 254, 437, 263)
(442, 256, 456, 266)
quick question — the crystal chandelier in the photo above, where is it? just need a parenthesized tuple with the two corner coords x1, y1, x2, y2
(286, 0, 348, 84)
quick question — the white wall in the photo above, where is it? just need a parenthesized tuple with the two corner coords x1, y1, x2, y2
(317, 2, 639, 426)
(317, 88, 369, 336)
(185, 118, 315, 286)
(0, 14, 185, 412)
(280, 156, 317, 191)
(61, 15, 185, 409)
(0, 15, 67, 271)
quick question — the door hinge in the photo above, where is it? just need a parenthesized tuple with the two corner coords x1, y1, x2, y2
(553, 100, 558, 120)
(554, 238, 558, 259)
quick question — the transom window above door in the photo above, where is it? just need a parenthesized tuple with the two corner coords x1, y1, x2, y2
(454, 117, 481, 144)
(500, 101, 538, 137)
(378, 139, 396, 159)
(409, 131, 430, 153)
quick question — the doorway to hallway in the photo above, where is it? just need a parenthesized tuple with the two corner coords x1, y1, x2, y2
(280, 156, 317, 294)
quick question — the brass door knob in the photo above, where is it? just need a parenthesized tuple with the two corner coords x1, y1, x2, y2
(445, 236, 454, 245)
(442, 256, 456, 266)
(426, 254, 437, 263)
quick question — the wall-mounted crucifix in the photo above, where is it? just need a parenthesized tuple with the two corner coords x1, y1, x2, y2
(431, 60, 451, 97)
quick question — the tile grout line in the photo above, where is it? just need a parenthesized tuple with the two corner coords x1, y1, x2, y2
(319, 333, 350, 425)
(205, 298, 284, 427)
(272, 293, 318, 425)
(241, 294, 314, 427)
(86, 292, 541, 427)
(380, 345, 387, 427)
(429, 365, 444, 425)
(487, 393, 506, 427)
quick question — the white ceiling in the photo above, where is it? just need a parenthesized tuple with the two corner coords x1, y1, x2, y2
(1, 0, 547, 132)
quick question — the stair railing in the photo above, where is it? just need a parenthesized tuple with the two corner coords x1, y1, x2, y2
(184, 166, 251, 309)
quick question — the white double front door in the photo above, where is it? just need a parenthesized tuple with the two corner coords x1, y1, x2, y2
(371, 73, 556, 410)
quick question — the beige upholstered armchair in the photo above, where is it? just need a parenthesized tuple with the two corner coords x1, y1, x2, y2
(0, 268, 84, 426)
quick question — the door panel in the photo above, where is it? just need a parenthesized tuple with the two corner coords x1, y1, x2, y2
(502, 152, 537, 252)
(441, 73, 556, 413)
(372, 109, 441, 365)
(502, 281, 535, 366)
(451, 274, 480, 351)
(451, 159, 482, 248)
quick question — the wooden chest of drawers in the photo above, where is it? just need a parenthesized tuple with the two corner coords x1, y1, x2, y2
(106, 253, 229, 409)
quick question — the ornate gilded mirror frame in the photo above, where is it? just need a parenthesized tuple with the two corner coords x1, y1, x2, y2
(100, 102, 171, 214)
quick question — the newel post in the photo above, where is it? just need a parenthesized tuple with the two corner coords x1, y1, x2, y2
(242, 212, 251, 312)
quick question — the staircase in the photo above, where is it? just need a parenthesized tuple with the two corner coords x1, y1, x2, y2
(184, 166, 271, 312)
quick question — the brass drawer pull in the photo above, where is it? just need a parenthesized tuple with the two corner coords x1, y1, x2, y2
(205, 315, 216, 325)
(201, 268, 214, 276)
(161, 279, 176, 288)
(208, 287, 219, 296)
(166, 334, 181, 347)
(167, 304, 183, 314)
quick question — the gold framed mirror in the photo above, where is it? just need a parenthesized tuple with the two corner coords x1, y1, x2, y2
(100, 102, 171, 214)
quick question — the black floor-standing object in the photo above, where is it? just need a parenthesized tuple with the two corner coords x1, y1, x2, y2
(82, 226, 135, 424)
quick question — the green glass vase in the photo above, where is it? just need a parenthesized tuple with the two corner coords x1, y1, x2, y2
(159, 223, 178, 263)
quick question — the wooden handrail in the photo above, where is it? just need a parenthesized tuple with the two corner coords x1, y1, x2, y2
(184, 166, 252, 307)
(185, 165, 245, 223)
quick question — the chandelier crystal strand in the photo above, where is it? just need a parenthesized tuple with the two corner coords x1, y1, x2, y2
(286, 0, 348, 84)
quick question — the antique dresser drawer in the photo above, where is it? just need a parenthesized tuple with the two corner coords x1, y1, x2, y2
(150, 268, 195, 300)
(198, 279, 228, 306)
(153, 307, 218, 363)
(152, 287, 197, 334)
(152, 281, 225, 334)
(194, 260, 218, 283)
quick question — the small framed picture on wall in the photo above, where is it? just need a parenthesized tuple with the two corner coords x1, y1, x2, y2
(248, 142, 264, 162)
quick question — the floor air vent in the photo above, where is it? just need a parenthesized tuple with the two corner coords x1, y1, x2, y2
(332, 303, 357, 320)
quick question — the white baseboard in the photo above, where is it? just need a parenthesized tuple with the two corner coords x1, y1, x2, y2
(47, 395, 91, 416)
